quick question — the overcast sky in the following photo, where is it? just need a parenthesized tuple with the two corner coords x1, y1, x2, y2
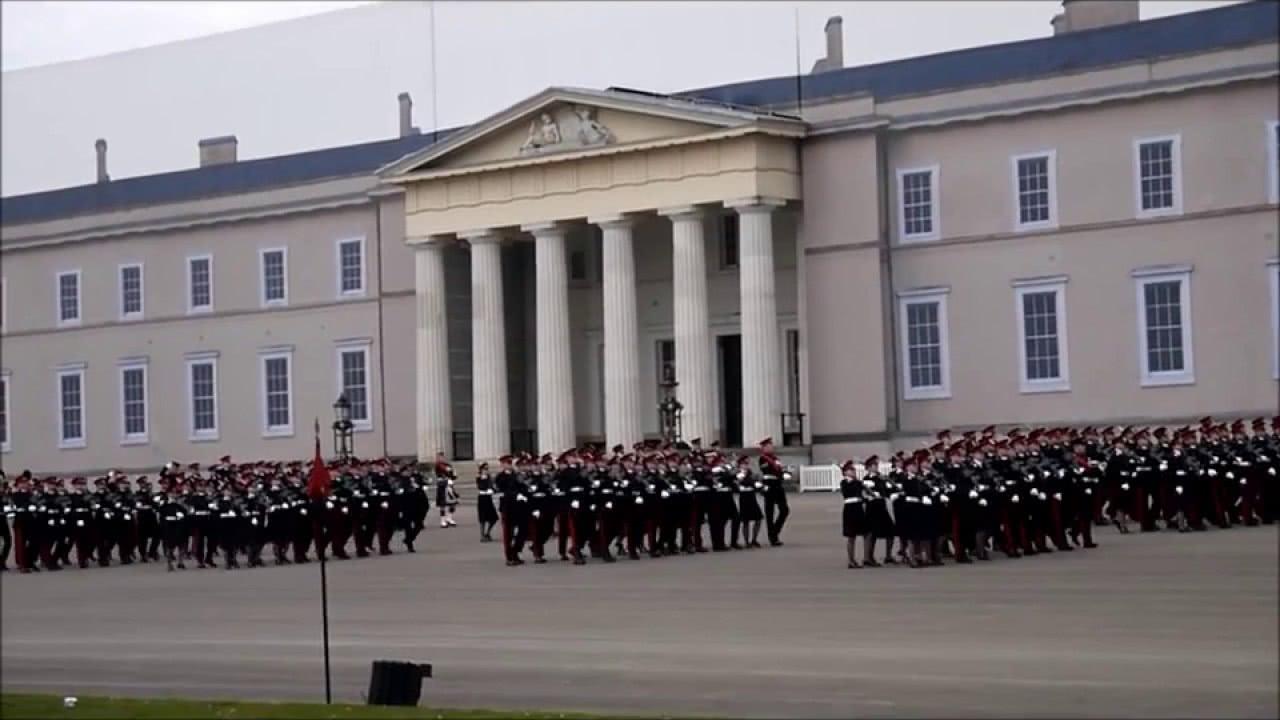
(0, 0, 1240, 196)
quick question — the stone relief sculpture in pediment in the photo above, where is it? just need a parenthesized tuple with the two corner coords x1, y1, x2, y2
(518, 104, 615, 156)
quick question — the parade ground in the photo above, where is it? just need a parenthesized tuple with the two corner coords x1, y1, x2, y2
(2, 495, 1277, 719)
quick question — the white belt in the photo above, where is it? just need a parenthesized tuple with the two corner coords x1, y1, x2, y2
(477, 490, 494, 495)
(843, 497, 862, 505)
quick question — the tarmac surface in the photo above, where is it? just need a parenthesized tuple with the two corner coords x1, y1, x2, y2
(2, 494, 1277, 718)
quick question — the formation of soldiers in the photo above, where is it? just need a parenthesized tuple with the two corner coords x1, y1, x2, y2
(477, 437, 795, 566)
(837, 417, 1279, 568)
(0, 455, 461, 573)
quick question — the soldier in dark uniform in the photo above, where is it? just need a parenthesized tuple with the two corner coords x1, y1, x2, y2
(526, 462, 553, 563)
(65, 477, 96, 568)
(839, 460, 866, 568)
(433, 453, 459, 529)
(735, 456, 764, 548)
(495, 455, 527, 566)
(758, 438, 789, 546)
(215, 480, 243, 570)
(864, 457, 897, 565)
(159, 478, 189, 571)
(399, 461, 429, 553)
(474, 462, 498, 542)
(1105, 432, 1135, 533)
(0, 473, 11, 571)
(134, 477, 162, 563)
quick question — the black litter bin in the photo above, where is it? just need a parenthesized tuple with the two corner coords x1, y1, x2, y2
(367, 660, 433, 706)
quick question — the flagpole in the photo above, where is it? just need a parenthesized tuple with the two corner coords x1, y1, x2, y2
(314, 417, 333, 704)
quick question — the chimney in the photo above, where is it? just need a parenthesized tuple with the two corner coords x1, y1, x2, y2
(198, 135, 238, 167)
(810, 16, 844, 74)
(398, 92, 420, 137)
(1053, 0, 1140, 35)
(95, 138, 109, 183)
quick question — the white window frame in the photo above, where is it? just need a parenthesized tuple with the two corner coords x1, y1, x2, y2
(335, 236, 367, 298)
(187, 254, 214, 314)
(1269, 259, 1279, 380)
(1133, 134, 1183, 219)
(335, 339, 374, 432)
(259, 247, 289, 307)
(118, 262, 144, 321)
(1133, 265, 1195, 387)
(1013, 276, 1070, 394)
(1010, 150, 1058, 232)
(118, 359, 149, 445)
(56, 363, 87, 449)
(896, 165, 941, 244)
(897, 287, 951, 400)
(55, 269, 82, 327)
(186, 352, 220, 442)
(0, 370, 11, 453)
(1268, 120, 1279, 205)
(259, 346, 295, 437)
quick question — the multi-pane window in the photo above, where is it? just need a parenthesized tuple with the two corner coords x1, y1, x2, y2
(719, 214, 739, 269)
(338, 345, 371, 428)
(784, 329, 802, 416)
(1135, 268, 1194, 386)
(188, 357, 218, 439)
(261, 351, 293, 435)
(188, 255, 212, 312)
(261, 249, 287, 305)
(58, 367, 85, 448)
(1015, 280, 1069, 393)
(899, 290, 950, 399)
(120, 363, 148, 442)
(338, 238, 365, 296)
(119, 264, 143, 319)
(57, 270, 81, 325)
(655, 339, 675, 403)
(899, 168, 938, 240)
(0, 373, 10, 452)
(1135, 137, 1180, 215)
(1014, 153, 1055, 228)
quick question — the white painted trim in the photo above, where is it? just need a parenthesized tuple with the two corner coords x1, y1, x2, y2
(1269, 259, 1279, 380)
(258, 247, 289, 307)
(118, 360, 149, 445)
(259, 348, 295, 437)
(1133, 134, 1183, 219)
(334, 340, 374, 432)
(1131, 264, 1194, 278)
(1268, 120, 1279, 205)
(1012, 274, 1069, 288)
(335, 236, 367, 298)
(896, 285, 951, 299)
(0, 371, 11, 453)
(186, 356, 220, 442)
(896, 165, 941, 244)
(55, 269, 82, 327)
(898, 291, 952, 401)
(1010, 150, 1059, 232)
(1135, 268, 1195, 387)
(1014, 279, 1070, 394)
(117, 262, 145, 321)
(186, 254, 214, 314)
(56, 366, 87, 449)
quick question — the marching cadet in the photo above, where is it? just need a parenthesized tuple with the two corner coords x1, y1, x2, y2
(0, 473, 11, 571)
(399, 461, 430, 553)
(526, 461, 553, 563)
(863, 458, 897, 565)
(758, 438, 790, 547)
(735, 455, 765, 548)
(159, 478, 188, 571)
(267, 478, 294, 565)
(495, 455, 527, 566)
(1067, 439, 1100, 549)
(474, 462, 498, 542)
(839, 460, 867, 568)
(66, 477, 96, 568)
(432, 453, 459, 529)
(134, 477, 162, 564)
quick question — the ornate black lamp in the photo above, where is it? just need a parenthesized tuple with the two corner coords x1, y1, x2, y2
(657, 366, 683, 444)
(332, 393, 354, 460)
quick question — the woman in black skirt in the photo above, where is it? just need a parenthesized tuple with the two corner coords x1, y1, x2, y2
(474, 462, 498, 542)
(839, 460, 866, 568)
(863, 457, 896, 566)
(735, 457, 764, 548)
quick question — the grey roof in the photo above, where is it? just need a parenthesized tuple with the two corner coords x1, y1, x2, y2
(1, 131, 454, 227)
(680, 1, 1278, 109)
(3, 1, 1275, 228)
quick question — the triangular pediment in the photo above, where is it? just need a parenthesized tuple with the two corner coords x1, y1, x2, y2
(379, 87, 802, 178)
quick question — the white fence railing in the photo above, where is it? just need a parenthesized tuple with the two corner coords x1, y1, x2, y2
(798, 462, 894, 492)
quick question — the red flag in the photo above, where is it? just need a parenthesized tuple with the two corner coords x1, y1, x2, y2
(307, 434, 331, 500)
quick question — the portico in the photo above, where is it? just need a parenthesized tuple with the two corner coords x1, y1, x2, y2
(380, 87, 805, 460)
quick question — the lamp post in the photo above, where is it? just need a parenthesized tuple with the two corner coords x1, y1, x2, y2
(332, 394, 354, 461)
(657, 367, 683, 445)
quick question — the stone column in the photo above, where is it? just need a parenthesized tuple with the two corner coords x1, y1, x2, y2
(414, 237, 452, 460)
(731, 198, 785, 448)
(659, 206, 715, 445)
(524, 221, 576, 453)
(592, 214, 642, 449)
(464, 230, 510, 459)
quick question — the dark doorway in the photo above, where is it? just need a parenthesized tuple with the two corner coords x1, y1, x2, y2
(718, 334, 742, 448)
